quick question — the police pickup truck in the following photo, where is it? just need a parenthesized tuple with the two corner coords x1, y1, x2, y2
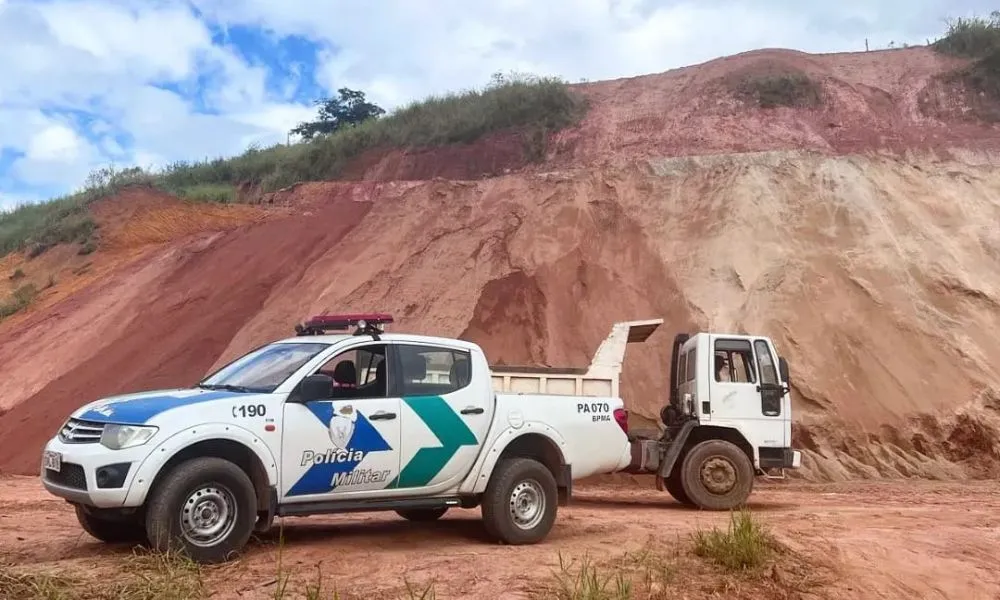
(39, 314, 644, 563)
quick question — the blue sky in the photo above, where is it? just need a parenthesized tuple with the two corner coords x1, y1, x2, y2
(0, 0, 992, 210)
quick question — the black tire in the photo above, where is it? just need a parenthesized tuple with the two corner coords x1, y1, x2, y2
(664, 467, 695, 506)
(481, 458, 558, 545)
(680, 440, 754, 510)
(396, 507, 448, 522)
(144, 457, 257, 564)
(75, 505, 148, 544)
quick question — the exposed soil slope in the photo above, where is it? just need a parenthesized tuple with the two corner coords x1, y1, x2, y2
(2, 47, 1000, 482)
(350, 47, 1000, 182)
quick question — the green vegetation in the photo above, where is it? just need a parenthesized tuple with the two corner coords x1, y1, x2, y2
(692, 508, 777, 571)
(0, 72, 586, 261)
(0, 283, 38, 320)
(932, 11, 1000, 58)
(153, 72, 586, 195)
(730, 70, 823, 109)
(929, 12, 1000, 121)
(0, 548, 203, 600)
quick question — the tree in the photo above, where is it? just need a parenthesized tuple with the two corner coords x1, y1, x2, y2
(291, 88, 385, 140)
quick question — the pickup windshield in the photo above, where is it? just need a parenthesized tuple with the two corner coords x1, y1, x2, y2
(199, 342, 330, 393)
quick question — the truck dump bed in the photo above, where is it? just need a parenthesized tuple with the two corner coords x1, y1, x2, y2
(488, 319, 663, 398)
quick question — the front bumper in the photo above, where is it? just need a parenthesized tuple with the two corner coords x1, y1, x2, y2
(39, 436, 151, 509)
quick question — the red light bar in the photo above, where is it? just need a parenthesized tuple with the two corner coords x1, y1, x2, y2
(295, 312, 394, 336)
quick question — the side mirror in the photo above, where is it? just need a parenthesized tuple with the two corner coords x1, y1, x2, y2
(778, 357, 790, 385)
(294, 374, 333, 403)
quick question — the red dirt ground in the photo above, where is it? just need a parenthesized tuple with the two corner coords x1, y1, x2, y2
(1, 476, 998, 599)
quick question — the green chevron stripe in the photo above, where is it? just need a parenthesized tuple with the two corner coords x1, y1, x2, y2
(392, 395, 477, 488)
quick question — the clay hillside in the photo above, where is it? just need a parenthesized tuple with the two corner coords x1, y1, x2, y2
(2, 25, 1000, 482)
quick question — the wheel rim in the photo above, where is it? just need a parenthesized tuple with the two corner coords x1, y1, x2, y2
(700, 456, 737, 495)
(179, 484, 237, 547)
(509, 479, 545, 530)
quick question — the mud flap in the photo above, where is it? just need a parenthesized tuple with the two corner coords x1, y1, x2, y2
(655, 420, 696, 490)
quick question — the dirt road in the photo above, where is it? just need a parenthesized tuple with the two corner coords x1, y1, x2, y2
(1, 475, 998, 599)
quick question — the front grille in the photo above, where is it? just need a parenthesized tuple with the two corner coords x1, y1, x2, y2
(59, 418, 106, 444)
(44, 462, 87, 490)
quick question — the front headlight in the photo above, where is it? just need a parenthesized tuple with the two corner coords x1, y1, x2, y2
(100, 424, 158, 450)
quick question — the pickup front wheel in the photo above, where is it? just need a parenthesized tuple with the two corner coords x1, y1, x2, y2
(481, 457, 557, 545)
(145, 457, 258, 564)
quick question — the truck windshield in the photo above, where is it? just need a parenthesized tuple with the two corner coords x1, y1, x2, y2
(199, 342, 330, 393)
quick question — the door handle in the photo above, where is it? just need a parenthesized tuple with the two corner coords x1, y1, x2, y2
(460, 406, 484, 415)
(369, 411, 397, 420)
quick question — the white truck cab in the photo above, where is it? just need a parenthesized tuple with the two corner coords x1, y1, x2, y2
(624, 331, 801, 509)
(39, 314, 638, 563)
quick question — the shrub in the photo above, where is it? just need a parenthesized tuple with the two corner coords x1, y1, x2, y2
(155, 72, 587, 193)
(732, 71, 823, 109)
(932, 12, 1000, 58)
(692, 508, 777, 571)
(0, 283, 38, 320)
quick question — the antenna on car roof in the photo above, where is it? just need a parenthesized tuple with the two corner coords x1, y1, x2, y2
(294, 312, 394, 341)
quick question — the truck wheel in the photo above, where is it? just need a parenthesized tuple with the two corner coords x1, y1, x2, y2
(664, 468, 695, 506)
(481, 458, 557, 545)
(679, 440, 754, 510)
(396, 507, 448, 521)
(75, 505, 147, 544)
(145, 457, 258, 564)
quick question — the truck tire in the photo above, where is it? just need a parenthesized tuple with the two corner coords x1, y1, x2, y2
(75, 505, 148, 544)
(396, 507, 448, 521)
(664, 469, 695, 506)
(144, 457, 258, 564)
(481, 458, 557, 545)
(679, 440, 754, 510)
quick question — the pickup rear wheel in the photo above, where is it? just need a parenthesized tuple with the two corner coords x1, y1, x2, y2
(145, 457, 257, 564)
(679, 440, 754, 510)
(481, 457, 557, 545)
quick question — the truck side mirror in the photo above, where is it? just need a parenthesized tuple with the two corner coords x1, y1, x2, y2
(778, 357, 790, 385)
(295, 374, 334, 403)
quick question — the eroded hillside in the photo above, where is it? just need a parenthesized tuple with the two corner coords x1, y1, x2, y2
(2, 46, 1000, 481)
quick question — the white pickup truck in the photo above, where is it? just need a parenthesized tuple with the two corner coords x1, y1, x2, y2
(38, 314, 642, 563)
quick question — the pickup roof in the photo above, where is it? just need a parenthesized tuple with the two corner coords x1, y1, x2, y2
(39, 314, 646, 563)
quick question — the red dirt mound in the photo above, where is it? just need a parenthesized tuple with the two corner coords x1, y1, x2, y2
(3, 46, 1000, 484)
(0, 194, 370, 473)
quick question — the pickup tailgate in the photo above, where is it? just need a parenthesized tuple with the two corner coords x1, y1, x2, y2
(494, 392, 632, 480)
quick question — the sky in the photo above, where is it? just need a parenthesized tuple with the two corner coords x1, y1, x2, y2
(0, 0, 993, 209)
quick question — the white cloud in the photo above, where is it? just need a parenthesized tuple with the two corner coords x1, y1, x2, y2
(0, 0, 992, 203)
(189, 0, 961, 110)
(0, 0, 313, 201)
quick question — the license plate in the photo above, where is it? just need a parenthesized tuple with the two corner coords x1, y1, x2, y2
(42, 451, 62, 472)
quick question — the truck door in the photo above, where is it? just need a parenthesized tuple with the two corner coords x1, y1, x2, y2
(707, 337, 785, 449)
(751, 338, 790, 449)
(392, 342, 489, 494)
(279, 342, 402, 503)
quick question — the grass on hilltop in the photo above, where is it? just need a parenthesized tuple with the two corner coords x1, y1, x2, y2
(155, 72, 587, 195)
(932, 11, 1000, 58)
(0, 72, 588, 264)
(929, 11, 1000, 121)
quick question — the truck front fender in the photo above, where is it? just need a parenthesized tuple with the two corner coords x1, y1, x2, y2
(459, 421, 568, 496)
(122, 423, 279, 507)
